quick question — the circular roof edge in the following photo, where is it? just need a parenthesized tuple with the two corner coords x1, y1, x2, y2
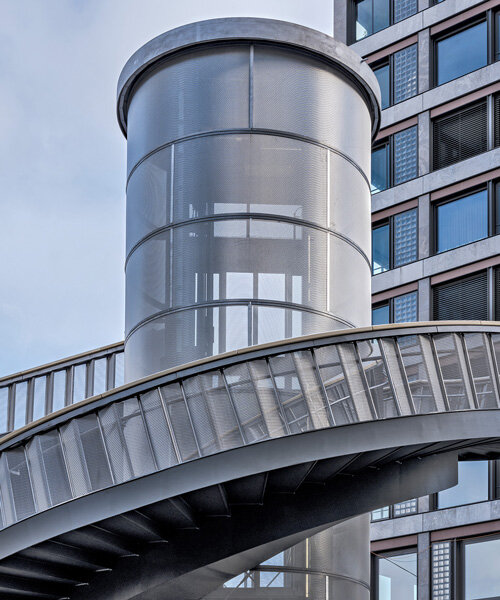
(116, 17, 381, 138)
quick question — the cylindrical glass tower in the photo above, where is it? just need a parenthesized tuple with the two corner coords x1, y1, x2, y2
(118, 17, 380, 600)
(119, 18, 379, 382)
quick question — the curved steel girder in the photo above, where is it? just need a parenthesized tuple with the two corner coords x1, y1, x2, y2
(0, 411, 499, 599)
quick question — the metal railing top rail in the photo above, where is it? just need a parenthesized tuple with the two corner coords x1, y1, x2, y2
(0, 341, 124, 386)
(1, 320, 499, 450)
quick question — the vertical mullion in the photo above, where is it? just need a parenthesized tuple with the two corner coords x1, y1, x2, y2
(157, 387, 182, 464)
(311, 348, 336, 426)
(179, 381, 202, 457)
(107, 353, 116, 391)
(25, 379, 34, 425)
(265, 357, 292, 435)
(86, 360, 95, 399)
(221, 370, 246, 444)
(45, 372, 54, 417)
(7, 385, 15, 432)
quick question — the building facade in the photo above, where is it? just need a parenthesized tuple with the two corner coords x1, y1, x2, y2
(336, 1, 500, 599)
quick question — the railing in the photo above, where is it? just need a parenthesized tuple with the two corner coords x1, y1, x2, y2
(0, 323, 499, 533)
(0, 343, 124, 434)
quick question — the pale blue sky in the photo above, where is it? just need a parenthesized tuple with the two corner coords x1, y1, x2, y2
(0, 0, 333, 376)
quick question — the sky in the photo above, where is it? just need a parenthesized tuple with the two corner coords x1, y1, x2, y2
(0, 0, 334, 377)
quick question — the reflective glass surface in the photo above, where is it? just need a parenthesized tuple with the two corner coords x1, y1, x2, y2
(496, 12, 500, 61)
(465, 537, 500, 600)
(372, 223, 390, 274)
(438, 461, 489, 509)
(374, 63, 390, 109)
(371, 144, 389, 193)
(436, 190, 488, 253)
(378, 552, 417, 600)
(372, 304, 390, 325)
(436, 21, 488, 86)
(355, 0, 390, 40)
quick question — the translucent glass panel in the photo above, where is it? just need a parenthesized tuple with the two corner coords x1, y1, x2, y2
(52, 370, 66, 412)
(394, 126, 417, 185)
(33, 377, 46, 421)
(372, 223, 390, 274)
(393, 209, 417, 267)
(355, 0, 390, 40)
(432, 542, 452, 600)
(253, 46, 372, 174)
(14, 382, 27, 429)
(465, 537, 500, 600)
(436, 190, 488, 253)
(394, 0, 417, 23)
(72, 364, 87, 404)
(126, 46, 250, 172)
(394, 44, 418, 103)
(436, 21, 488, 86)
(394, 291, 417, 323)
(393, 498, 417, 516)
(372, 506, 390, 520)
(377, 551, 417, 599)
(0, 388, 8, 432)
(438, 460, 489, 509)
(93, 358, 107, 396)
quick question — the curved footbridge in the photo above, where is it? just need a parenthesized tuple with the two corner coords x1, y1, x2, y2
(0, 322, 500, 599)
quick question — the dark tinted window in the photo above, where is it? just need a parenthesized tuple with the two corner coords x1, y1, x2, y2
(374, 63, 390, 109)
(372, 223, 390, 274)
(433, 101, 488, 170)
(436, 189, 488, 252)
(372, 303, 390, 325)
(436, 21, 488, 85)
(371, 143, 389, 193)
(433, 272, 488, 320)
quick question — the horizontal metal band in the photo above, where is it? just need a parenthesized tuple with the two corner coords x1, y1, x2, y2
(125, 299, 356, 341)
(126, 128, 371, 189)
(125, 212, 371, 270)
(254, 565, 371, 590)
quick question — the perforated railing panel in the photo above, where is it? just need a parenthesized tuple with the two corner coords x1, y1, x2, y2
(0, 325, 499, 531)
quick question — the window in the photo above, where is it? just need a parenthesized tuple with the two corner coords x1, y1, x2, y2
(372, 291, 418, 324)
(372, 44, 418, 109)
(372, 208, 418, 273)
(433, 271, 488, 321)
(433, 101, 488, 171)
(437, 461, 490, 509)
(464, 537, 500, 600)
(435, 189, 488, 253)
(435, 20, 488, 86)
(353, 0, 417, 41)
(374, 549, 417, 599)
(371, 126, 418, 193)
(372, 499, 418, 521)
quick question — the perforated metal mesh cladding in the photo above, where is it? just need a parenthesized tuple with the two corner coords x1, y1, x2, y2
(433, 101, 488, 171)
(1, 328, 499, 530)
(125, 219, 370, 334)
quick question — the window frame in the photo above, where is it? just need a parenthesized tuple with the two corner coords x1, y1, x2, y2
(350, 0, 418, 43)
(372, 58, 391, 110)
(432, 14, 493, 88)
(372, 207, 419, 273)
(459, 534, 500, 600)
(432, 185, 490, 255)
(372, 546, 418, 600)
(371, 125, 419, 193)
(372, 290, 418, 325)
(432, 460, 497, 511)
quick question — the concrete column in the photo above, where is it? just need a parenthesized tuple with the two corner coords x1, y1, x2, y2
(417, 532, 431, 600)
(418, 28, 431, 94)
(418, 194, 430, 260)
(418, 278, 431, 321)
(418, 111, 431, 177)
